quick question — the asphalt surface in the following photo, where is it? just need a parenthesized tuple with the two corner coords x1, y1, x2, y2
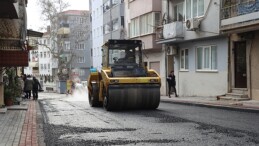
(38, 90, 259, 146)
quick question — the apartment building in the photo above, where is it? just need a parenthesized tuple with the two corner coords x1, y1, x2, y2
(125, 0, 166, 95)
(57, 10, 92, 82)
(221, 0, 259, 100)
(0, 0, 30, 106)
(157, 0, 229, 97)
(38, 31, 57, 91)
(90, 0, 104, 71)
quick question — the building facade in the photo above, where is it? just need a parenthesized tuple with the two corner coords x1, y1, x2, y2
(57, 10, 92, 82)
(221, 0, 259, 100)
(90, 0, 104, 71)
(125, 0, 166, 95)
(0, 0, 29, 107)
(157, 0, 229, 97)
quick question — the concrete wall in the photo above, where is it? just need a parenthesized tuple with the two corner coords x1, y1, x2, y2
(130, 0, 162, 19)
(103, 2, 124, 41)
(143, 50, 167, 95)
(251, 31, 259, 100)
(175, 37, 228, 97)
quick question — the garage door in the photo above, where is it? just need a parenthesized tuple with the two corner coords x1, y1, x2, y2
(150, 61, 160, 74)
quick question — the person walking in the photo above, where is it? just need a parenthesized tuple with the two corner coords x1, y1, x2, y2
(24, 75, 33, 99)
(32, 77, 42, 100)
(167, 70, 178, 98)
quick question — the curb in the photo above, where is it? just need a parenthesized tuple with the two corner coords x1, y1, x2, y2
(160, 99, 259, 113)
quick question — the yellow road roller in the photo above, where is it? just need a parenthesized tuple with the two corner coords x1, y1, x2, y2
(87, 39, 161, 111)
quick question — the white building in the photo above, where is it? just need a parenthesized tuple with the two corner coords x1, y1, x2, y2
(37, 31, 57, 92)
(90, 0, 104, 71)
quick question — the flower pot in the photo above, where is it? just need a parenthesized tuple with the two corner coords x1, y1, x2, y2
(4, 98, 13, 106)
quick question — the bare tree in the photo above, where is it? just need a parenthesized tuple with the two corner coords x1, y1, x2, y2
(37, 0, 75, 80)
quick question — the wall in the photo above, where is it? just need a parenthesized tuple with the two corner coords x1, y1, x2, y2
(175, 37, 228, 96)
(143, 50, 166, 95)
(251, 31, 259, 100)
(130, 0, 162, 19)
(91, 0, 104, 71)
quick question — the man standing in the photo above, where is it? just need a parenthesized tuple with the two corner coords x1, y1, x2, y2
(32, 77, 42, 100)
(167, 71, 178, 98)
(24, 75, 33, 99)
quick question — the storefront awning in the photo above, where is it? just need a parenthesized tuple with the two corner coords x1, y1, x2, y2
(0, 50, 28, 67)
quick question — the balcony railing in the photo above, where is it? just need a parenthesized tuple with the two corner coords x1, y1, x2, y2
(221, 0, 259, 20)
(156, 21, 184, 40)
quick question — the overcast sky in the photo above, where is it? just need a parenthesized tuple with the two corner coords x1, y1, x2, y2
(27, 0, 89, 31)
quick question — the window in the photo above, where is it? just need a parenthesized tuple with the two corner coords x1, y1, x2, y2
(112, 18, 119, 31)
(103, 0, 111, 13)
(44, 64, 47, 70)
(78, 57, 85, 63)
(40, 52, 42, 58)
(180, 49, 189, 70)
(104, 22, 111, 34)
(41, 64, 43, 70)
(65, 41, 70, 50)
(79, 69, 85, 76)
(131, 12, 160, 37)
(44, 52, 46, 58)
(80, 18, 84, 24)
(174, 3, 184, 21)
(111, 0, 120, 6)
(186, 0, 204, 19)
(48, 64, 50, 69)
(196, 46, 217, 71)
(78, 43, 85, 50)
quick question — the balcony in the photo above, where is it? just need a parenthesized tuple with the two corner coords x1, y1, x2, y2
(57, 27, 70, 35)
(221, 0, 259, 32)
(156, 21, 184, 44)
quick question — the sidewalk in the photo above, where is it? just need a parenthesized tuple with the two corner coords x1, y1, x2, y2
(0, 100, 38, 146)
(160, 95, 259, 112)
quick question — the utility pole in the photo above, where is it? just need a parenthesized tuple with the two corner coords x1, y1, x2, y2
(110, 0, 112, 39)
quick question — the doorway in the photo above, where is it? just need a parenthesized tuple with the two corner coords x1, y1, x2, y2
(234, 41, 247, 88)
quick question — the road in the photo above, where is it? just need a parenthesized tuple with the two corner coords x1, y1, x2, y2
(38, 90, 259, 146)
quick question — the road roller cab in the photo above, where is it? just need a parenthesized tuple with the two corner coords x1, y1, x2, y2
(88, 39, 161, 111)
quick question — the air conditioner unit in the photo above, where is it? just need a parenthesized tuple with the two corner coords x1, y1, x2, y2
(186, 18, 200, 31)
(167, 46, 178, 56)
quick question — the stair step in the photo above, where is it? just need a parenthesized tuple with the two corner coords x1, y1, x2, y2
(232, 88, 248, 94)
(226, 93, 248, 98)
(218, 96, 250, 101)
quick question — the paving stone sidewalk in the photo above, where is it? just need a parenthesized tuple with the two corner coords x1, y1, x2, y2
(0, 100, 38, 146)
(161, 96, 259, 112)
(0, 93, 259, 146)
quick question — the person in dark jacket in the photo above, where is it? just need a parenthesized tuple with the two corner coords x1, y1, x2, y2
(167, 70, 178, 98)
(32, 77, 42, 100)
(24, 75, 33, 99)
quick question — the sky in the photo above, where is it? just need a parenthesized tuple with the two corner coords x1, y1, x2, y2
(27, 0, 89, 31)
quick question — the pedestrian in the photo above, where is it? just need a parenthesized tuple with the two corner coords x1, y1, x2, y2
(167, 70, 178, 98)
(24, 75, 33, 99)
(32, 77, 42, 100)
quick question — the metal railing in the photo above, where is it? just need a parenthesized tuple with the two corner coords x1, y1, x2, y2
(221, 0, 259, 20)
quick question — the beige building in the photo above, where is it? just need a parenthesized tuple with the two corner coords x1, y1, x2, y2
(221, 0, 259, 100)
(124, 0, 167, 95)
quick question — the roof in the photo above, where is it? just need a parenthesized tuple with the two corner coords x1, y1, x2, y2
(27, 30, 44, 37)
(61, 10, 88, 15)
